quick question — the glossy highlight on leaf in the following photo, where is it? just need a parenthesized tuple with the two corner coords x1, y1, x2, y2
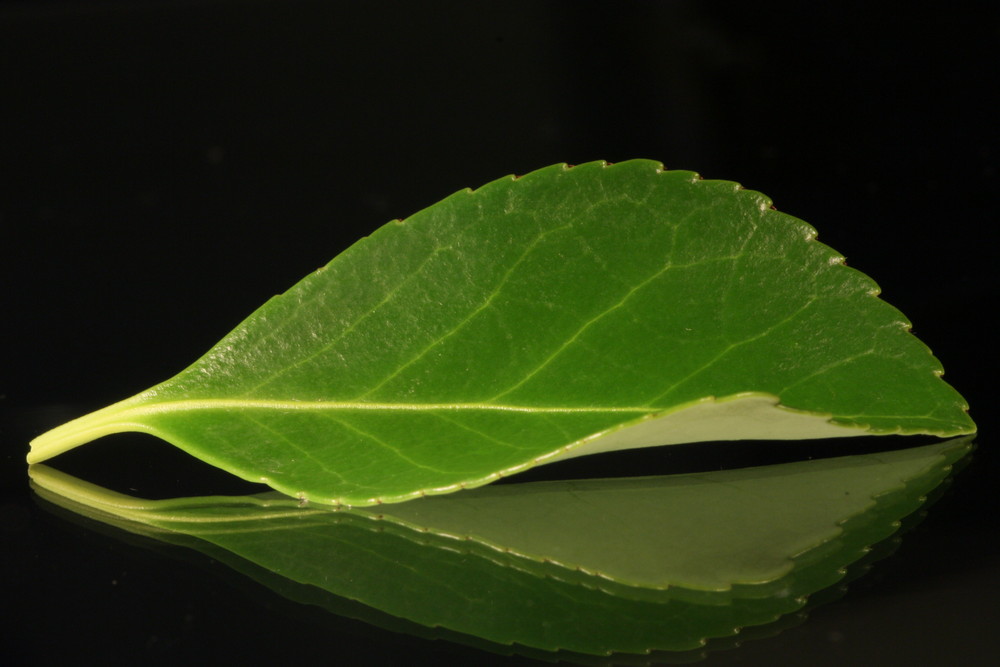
(28, 160, 975, 505)
(30, 438, 973, 656)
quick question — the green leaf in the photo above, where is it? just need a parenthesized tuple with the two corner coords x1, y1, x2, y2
(28, 160, 974, 505)
(30, 438, 973, 656)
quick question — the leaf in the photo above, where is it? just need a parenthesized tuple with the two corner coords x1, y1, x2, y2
(28, 160, 974, 505)
(30, 438, 973, 656)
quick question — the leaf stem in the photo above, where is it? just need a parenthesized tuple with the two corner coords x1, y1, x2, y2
(27, 398, 148, 463)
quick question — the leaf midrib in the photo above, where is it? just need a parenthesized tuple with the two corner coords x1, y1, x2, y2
(26, 397, 652, 466)
(120, 399, 658, 416)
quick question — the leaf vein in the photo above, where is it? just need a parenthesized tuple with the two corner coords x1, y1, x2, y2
(645, 295, 819, 405)
(431, 411, 523, 453)
(356, 222, 574, 399)
(241, 413, 350, 487)
(488, 254, 742, 403)
(239, 240, 452, 398)
(779, 349, 878, 395)
(323, 414, 453, 476)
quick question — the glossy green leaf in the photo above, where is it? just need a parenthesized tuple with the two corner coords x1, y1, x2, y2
(31, 438, 972, 656)
(28, 160, 974, 505)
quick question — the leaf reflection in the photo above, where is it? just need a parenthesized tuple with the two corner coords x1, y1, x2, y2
(30, 438, 971, 658)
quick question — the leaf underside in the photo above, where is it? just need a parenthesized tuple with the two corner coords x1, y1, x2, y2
(29, 160, 975, 505)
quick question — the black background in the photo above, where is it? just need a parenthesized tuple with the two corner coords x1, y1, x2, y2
(2, 1, 998, 665)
